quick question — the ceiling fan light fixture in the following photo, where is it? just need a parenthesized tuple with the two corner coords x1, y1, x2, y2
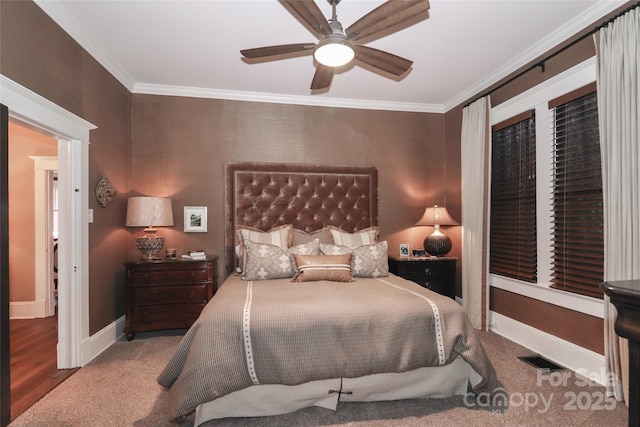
(314, 34, 355, 68)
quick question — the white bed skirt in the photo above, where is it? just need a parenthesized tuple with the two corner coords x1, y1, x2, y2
(195, 356, 482, 425)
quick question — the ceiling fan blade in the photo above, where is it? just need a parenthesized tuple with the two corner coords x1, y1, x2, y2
(282, 0, 331, 39)
(241, 43, 315, 59)
(346, 0, 430, 42)
(311, 65, 334, 90)
(354, 45, 413, 76)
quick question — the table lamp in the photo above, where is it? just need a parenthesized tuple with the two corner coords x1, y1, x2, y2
(415, 204, 458, 256)
(126, 196, 174, 260)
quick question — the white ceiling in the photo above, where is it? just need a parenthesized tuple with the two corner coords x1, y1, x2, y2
(34, 0, 625, 113)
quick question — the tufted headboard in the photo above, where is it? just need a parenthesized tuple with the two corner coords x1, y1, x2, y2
(224, 162, 378, 276)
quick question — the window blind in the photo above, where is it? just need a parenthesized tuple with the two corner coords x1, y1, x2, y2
(490, 111, 537, 282)
(549, 87, 603, 298)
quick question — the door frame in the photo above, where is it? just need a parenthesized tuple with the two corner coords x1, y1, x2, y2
(1, 103, 10, 427)
(30, 156, 58, 318)
(0, 75, 95, 370)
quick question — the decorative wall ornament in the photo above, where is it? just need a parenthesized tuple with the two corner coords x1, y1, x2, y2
(95, 176, 116, 207)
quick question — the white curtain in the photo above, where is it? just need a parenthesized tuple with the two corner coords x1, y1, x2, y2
(596, 6, 639, 404)
(461, 96, 490, 330)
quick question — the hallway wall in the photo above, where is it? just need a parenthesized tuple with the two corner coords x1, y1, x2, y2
(8, 122, 57, 303)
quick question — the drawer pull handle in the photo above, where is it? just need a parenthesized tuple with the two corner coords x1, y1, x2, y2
(190, 273, 196, 281)
(424, 268, 432, 276)
(190, 291, 195, 299)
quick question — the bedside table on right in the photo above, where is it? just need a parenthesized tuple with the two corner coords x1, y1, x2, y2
(388, 255, 457, 299)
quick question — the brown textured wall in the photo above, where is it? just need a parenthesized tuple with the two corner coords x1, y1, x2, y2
(1, 1, 131, 334)
(131, 95, 452, 285)
(8, 123, 58, 302)
(491, 288, 604, 354)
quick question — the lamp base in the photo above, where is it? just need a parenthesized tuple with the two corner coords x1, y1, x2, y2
(136, 235, 165, 260)
(424, 228, 452, 257)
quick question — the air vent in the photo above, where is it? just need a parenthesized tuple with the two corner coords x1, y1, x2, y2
(518, 355, 564, 372)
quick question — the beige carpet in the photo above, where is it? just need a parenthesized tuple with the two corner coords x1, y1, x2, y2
(10, 329, 628, 427)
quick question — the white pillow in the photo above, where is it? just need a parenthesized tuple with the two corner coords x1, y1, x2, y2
(327, 225, 380, 248)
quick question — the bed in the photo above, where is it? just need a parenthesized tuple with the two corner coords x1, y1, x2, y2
(158, 162, 497, 425)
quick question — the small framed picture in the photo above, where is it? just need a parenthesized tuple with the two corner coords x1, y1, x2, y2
(184, 206, 207, 232)
(399, 243, 410, 257)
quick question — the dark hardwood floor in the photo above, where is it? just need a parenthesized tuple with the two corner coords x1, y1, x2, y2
(9, 315, 78, 422)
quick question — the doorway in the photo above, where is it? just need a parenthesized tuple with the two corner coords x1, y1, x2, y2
(9, 126, 58, 320)
(7, 122, 66, 422)
(1, 75, 95, 426)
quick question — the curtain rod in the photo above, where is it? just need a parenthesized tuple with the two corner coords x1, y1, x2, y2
(463, 1, 640, 109)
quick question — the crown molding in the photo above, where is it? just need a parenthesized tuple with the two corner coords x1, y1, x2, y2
(133, 83, 444, 113)
(443, 0, 627, 112)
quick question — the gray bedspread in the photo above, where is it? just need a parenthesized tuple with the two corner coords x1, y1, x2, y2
(158, 273, 497, 419)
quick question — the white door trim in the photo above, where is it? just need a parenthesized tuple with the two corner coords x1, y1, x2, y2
(1, 74, 95, 369)
(29, 155, 58, 318)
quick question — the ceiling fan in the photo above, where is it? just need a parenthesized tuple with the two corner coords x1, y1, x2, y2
(240, 0, 430, 90)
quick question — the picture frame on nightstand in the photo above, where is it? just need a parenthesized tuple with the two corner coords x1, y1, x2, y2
(399, 244, 410, 257)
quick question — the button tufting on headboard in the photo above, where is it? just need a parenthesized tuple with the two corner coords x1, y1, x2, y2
(224, 162, 378, 277)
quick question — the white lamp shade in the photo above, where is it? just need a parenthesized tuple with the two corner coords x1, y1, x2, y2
(125, 197, 174, 227)
(415, 205, 458, 226)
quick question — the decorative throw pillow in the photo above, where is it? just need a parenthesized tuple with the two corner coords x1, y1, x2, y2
(291, 228, 332, 246)
(244, 239, 319, 281)
(236, 224, 292, 271)
(320, 241, 389, 278)
(326, 225, 380, 248)
(292, 253, 353, 283)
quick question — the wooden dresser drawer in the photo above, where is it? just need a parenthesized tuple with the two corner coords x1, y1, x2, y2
(129, 303, 206, 330)
(129, 285, 209, 306)
(129, 266, 211, 285)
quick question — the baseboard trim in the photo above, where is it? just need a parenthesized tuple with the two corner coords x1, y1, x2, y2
(489, 311, 606, 386)
(9, 300, 46, 319)
(80, 315, 125, 366)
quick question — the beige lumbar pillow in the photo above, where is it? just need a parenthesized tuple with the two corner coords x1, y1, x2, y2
(292, 253, 353, 283)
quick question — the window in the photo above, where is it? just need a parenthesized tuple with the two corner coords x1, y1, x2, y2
(490, 111, 537, 282)
(490, 73, 603, 299)
(549, 86, 603, 298)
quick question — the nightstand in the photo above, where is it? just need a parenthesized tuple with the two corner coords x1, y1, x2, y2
(388, 256, 456, 299)
(124, 257, 217, 340)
